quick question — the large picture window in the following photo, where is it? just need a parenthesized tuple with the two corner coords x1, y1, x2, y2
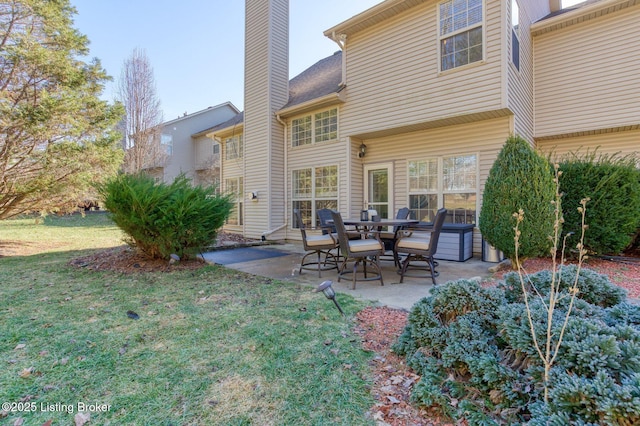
(439, 0, 483, 71)
(291, 108, 338, 147)
(408, 154, 477, 224)
(292, 166, 338, 227)
(225, 177, 243, 226)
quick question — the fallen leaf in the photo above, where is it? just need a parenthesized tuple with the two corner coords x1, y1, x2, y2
(379, 385, 396, 394)
(13, 418, 24, 426)
(41, 420, 53, 426)
(390, 375, 404, 384)
(386, 395, 401, 404)
(19, 367, 33, 378)
(74, 412, 90, 426)
(14, 343, 26, 350)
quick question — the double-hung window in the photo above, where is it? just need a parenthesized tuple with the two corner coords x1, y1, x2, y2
(439, 0, 483, 72)
(292, 165, 338, 227)
(291, 108, 338, 147)
(408, 154, 477, 224)
(225, 135, 243, 160)
(225, 177, 243, 226)
(161, 133, 173, 155)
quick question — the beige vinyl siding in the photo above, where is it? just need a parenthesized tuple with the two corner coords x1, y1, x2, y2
(507, 0, 540, 142)
(340, 0, 504, 138)
(285, 138, 347, 240)
(534, 6, 640, 138)
(354, 116, 511, 255)
(537, 129, 640, 161)
(243, 0, 288, 239)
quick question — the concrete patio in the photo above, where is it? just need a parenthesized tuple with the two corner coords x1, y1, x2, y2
(201, 241, 499, 311)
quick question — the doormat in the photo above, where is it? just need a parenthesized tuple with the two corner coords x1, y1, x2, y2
(201, 247, 290, 265)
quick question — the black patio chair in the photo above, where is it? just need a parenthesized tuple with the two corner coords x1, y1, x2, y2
(379, 207, 411, 267)
(294, 209, 339, 277)
(331, 211, 384, 289)
(395, 208, 447, 285)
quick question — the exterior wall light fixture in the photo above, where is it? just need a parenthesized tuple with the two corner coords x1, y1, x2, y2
(358, 143, 367, 158)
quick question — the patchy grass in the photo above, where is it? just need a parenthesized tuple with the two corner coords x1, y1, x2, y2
(0, 212, 125, 256)
(0, 215, 375, 425)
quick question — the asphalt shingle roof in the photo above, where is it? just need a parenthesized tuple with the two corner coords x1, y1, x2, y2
(209, 51, 343, 133)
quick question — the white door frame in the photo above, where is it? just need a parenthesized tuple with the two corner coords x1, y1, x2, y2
(364, 162, 393, 219)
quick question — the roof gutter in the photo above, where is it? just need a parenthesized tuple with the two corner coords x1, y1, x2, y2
(329, 32, 348, 86)
(531, 0, 632, 36)
(276, 92, 346, 118)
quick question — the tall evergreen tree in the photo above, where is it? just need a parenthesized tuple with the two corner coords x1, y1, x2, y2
(479, 135, 555, 263)
(0, 0, 124, 219)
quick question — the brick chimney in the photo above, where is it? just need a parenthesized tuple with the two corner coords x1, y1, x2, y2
(244, 0, 289, 239)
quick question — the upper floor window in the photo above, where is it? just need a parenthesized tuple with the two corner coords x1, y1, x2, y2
(511, 0, 520, 70)
(314, 109, 338, 142)
(161, 133, 173, 155)
(408, 154, 477, 224)
(225, 135, 243, 160)
(439, 0, 483, 72)
(291, 116, 312, 146)
(291, 108, 338, 147)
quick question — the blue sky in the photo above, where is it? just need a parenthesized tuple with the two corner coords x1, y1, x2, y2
(71, 0, 383, 120)
(71, 0, 584, 121)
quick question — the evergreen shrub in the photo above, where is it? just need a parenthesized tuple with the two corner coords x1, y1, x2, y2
(479, 135, 556, 262)
(393, 273, 640, 424)
(558, 151, 640, 255)
(99, 173, 233, 259)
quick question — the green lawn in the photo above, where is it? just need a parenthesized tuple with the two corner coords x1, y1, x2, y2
(0, 214, 375, 425)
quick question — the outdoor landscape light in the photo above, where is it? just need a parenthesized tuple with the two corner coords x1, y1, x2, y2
(314, 280, 344, 316)
(358, 143, 367, 158)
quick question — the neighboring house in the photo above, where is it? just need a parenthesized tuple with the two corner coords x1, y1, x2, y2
(145, 102, 240, 185)
(208, 0, 639, 255)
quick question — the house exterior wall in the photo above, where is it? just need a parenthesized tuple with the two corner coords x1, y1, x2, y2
(243, 0, 288, 239)
(339, 0, 505, 138)
(533, 5, 640, 138)
(537, 129, 640, 161)
(351, 116, 511, 254)
(161, 105, 237, 183)
(193, 135, 219, 186)
(506, 0, 551, 142)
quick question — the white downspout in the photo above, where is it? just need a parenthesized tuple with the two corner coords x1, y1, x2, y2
(261, 113, 289, 241)
(330, 32, 347, 86)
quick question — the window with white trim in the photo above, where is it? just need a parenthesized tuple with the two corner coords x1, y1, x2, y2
(292, 165, 338, 227)
(291, 108, 338, 147)
(408, 154, 477, 224)
(511, 0, 520, 70)
(225, 135, 243, 160)
(225, 177, 243, 226)
(291, 115, 312, 146)
(439, 0, 483, 72)
(161, 133, 173, 155)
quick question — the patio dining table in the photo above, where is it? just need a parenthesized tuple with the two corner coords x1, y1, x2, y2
(341, 218, 419, 231)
